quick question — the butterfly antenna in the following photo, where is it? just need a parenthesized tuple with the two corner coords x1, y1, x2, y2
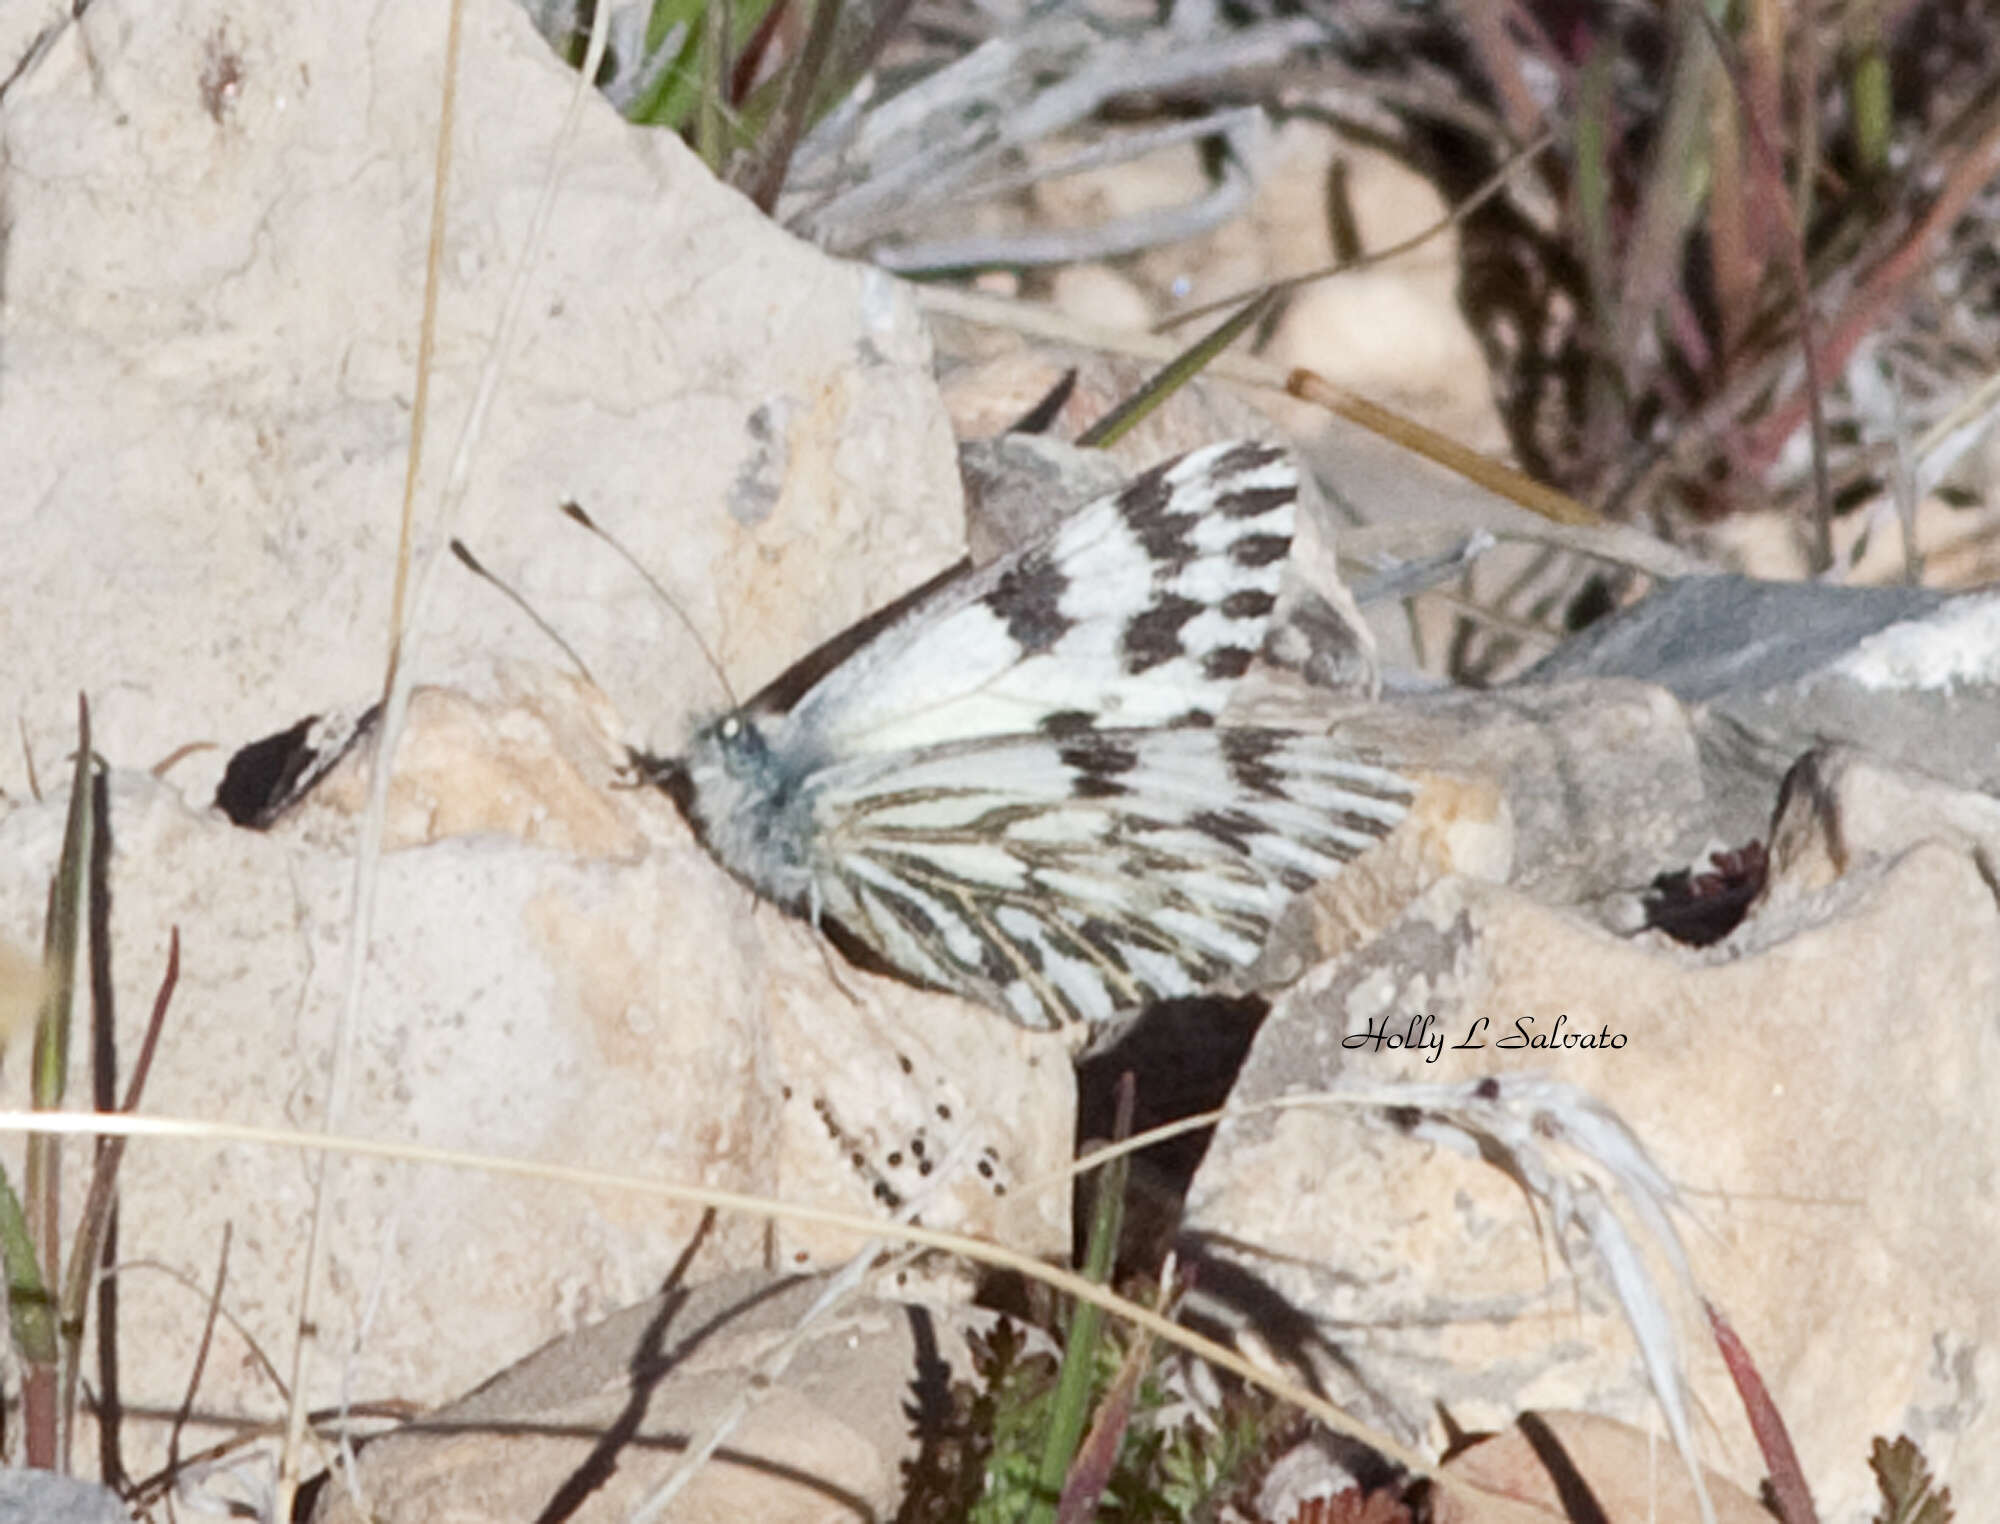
(449, 538, 599, 687)
(557, 500, 737, 708)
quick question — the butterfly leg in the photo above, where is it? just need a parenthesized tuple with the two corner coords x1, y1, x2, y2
(806, 881, 869, 1011)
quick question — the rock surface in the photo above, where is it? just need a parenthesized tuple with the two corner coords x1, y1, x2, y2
(1435, 1411, 1773, 1524)
(0, 749, 1071, 1502)
(1519, 574, 2000, 843)
(1181, 741, 2000, 1522)
(0, 1473, 134, 1524)
(308, 1270, 984, 1524)
(0, 0, 1067, 1504)
(1, 0, 961, 802)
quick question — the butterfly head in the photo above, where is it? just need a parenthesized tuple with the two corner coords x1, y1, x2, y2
(642, 707, 817, 911)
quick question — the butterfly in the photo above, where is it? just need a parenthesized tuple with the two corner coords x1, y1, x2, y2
(638, 441, 1413, 1034)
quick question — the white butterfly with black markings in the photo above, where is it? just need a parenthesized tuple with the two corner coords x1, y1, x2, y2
(640, 441, 1413, 1034)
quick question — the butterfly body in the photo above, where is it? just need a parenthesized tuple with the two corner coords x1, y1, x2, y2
(646, 441, 1412, 1033)
(668, 712, 823, 912)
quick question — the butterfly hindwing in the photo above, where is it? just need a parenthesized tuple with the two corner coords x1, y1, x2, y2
(807, 727, 1413, 1029)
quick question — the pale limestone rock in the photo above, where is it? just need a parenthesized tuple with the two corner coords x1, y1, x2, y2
(1322, 680, 1706, 907)
(0, 0, 1066, 1503)
(1183, 751, 2000, 1523)
(308, 1271, 988, 1524)
(1436, 1412, 1773, 1524)
(1518, 575, 2000, 843)
(1, 0, 962, 807)
(0, 741, 1070, 1499)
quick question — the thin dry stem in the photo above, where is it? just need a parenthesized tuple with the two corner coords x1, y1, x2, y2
(0, 1107, 1453, 1494)
(273, 0, 615, 1511)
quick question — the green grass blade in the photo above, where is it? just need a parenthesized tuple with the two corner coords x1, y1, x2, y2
(24, 696, 92, 1300)
(0, 1167, 57, 1366)
(696, 0, 734, 170)
(12, 696, 93, 1465)
(1028, 1080, 1133, 1524)
(1076, 290, 1276, 450)
(33, 695, 91, 1112)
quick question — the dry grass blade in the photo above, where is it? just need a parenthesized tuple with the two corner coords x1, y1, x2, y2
(167, 1224, 235, 1517)
(786, 13, 1318, 255)
(0, 1107, 1468, 1494)
(1315, 1075, 1717, 1524)
(276, 0, 615, 1508)
(870, 114, 1260, 272)
(625, 1138, 983, 1524)
(380, 0, 465, 695)
(1286, 369, 1602, 529)
(1745, 94, 2000, 479)
(1155, 130, 1554, 334)
(1706, 1301, 1819, 1524)
(1057, 1074, 1719, 1522)
(1689, 2, 1835, 572)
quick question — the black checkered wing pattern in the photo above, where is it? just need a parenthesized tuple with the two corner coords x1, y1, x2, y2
(784, 441, 1301, 759)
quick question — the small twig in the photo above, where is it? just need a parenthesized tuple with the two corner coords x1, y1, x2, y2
(1915, 361, 2000, 497)
(871, 149, 1252, 271)
(941, 107, 1264, 209)
(1346, 530, 1495, 606)
(1745, 95, 2000, 483)
(65, 926, 178, 1486)
(738, 0, 846, 215)
(110, 1255, 295, 1413)
(126, 1398, 415, 1510)
(624, 1137, 982, 1524)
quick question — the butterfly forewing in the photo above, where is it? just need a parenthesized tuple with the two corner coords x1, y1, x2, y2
(781, 441, 1298, 758)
